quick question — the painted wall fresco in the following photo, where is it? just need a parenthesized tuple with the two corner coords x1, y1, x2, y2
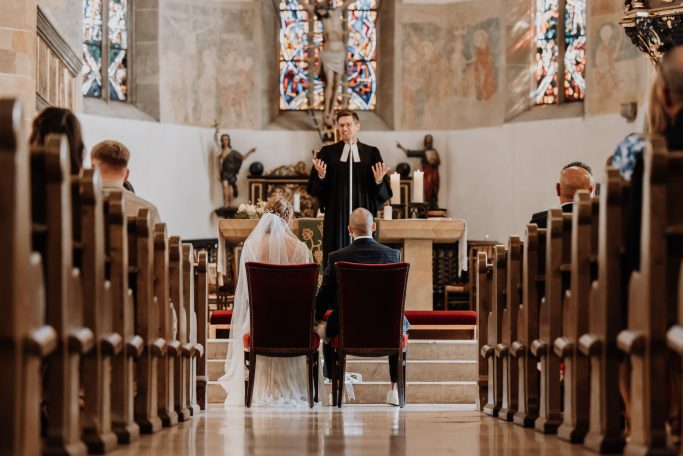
(159, 1, 256, 128)
(397, 2, 504, 130)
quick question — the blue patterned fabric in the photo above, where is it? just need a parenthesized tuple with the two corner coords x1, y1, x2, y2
(612, 133, 646, 181)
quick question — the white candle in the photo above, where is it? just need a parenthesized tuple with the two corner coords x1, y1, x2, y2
(383, 205, 393, 220)
(413, 170, 424, 203)
(293, 192, 301, 213)
(390, 172, 401, 204)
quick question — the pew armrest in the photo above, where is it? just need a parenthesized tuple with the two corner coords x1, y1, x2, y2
(101, 332, 123, 356)
(194, 343, 204, 358)
(578, 334, 602, 356)
(510, 341, 526, 358)
(166, 339, 182, 356)
(68, 327, 95, 354)
(667, 326, 683, 354)
(181, 343, 195, 358)
(617, 330, 645, 355)
(151, 338, 167, 357)
(127, 335, 145, 358)
(26, 325, 58, 357)
(530, 339, 546, 357)
(495, 343, 509, 358)
(553, 337, 574, 358)
(480, 344, 494, 359)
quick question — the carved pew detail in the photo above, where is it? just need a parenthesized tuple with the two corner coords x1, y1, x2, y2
(512, 224, 546, 427)
(482, 246, 506, 416)
(105, 192, 143, 444)
(532, 208, 571, 434)
(170, 236, 192, 422)
(497, 237, 523, 421)
(195, 251, 209, 411)
(476, 251, 493, 410)
(130, 209, 165, 434)
(619, 139, 683, 454)
(0, 99, 57, 455)
(580, 168, 628, 453)
(154, 224, 179, 427)
(183, 243, 202, 416)
(32, 134, 94, 455)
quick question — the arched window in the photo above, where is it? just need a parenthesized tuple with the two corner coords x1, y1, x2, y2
(82, 0, 129, 101)
(278, 0, 377, 111)
(534, 0, 585, 105)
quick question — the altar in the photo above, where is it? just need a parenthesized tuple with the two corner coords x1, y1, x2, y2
(218, 218, 467, 311)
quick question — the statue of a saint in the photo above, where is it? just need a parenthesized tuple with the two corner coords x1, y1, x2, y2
(215, 127, 256, 207)
(397, 134, 441, 209)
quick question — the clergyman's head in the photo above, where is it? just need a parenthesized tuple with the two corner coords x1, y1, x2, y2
(347, 207, 375, 238)
(556, 161, 594, 204)
(336, 110, 360, 144)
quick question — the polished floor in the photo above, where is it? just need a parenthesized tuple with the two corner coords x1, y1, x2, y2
(108, 404, 601, 455)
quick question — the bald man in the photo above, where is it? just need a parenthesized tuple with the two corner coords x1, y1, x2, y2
(529, 162, 594, 228)
(315, 208, 409, 406)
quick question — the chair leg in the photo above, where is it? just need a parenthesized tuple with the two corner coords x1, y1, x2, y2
(337, 353, 346, 408)
(398, 351, 406, 408)
(307, 354, 314, 408)
(331, 351, 338, 407)
(313, 356, 319, 403)
(245, 352, 256, 407)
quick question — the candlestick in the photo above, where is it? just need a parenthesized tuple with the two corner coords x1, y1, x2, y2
(412, 170, 424, 203)
(383, 205, 393, 220)
(293, 192, 301, 213)
(390, 172, 401, 204)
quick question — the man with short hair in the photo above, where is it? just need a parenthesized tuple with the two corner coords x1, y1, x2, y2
(315, 208, 409, 406)
(529, 161, 594, 228)
(90, 140, 162, 225)
(307, 110, 392, 267)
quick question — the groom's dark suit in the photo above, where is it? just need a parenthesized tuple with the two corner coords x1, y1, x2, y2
(316, 237, 409, 381)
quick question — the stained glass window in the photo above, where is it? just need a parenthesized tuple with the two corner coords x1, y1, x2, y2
(82, 0, 129, 101)
(279, 0, 377, 111)
(534, 0, 585, 105)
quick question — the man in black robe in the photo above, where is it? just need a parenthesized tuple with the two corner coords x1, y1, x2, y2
(307, 110, 392, 267)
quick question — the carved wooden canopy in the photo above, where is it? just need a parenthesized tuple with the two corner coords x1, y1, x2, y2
(621, 1, 683, 61)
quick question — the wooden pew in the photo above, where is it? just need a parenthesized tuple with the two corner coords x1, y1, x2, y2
(154, 223, 180, 427)
(481, 245, 506, 416)
(620, 138, 683, 453)
(195, 250, 209, 411)
(0, 98, 57, 455)
(183, 243, 202, 416)
(497, 237, 523, 421)
(129, 209, 165, 433)
(668, 260, 683, 451)
(77, 169, 124, 453)
(579, 168, 628, 453)
(476, 251, 493, 410)
(32, 134, 94, 455)
(511, 224, 546, 427)
(104, 191, 143, 444)
(169, 236, 193, 422)
(554, 191, 599, 443)
(531, 208, 572, 434)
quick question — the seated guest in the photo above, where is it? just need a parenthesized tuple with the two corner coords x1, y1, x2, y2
(529, 161, 594, 228)
(90, 140, 162, 226)
(29, 107, 85, 176)
(315, 208, 410, 406)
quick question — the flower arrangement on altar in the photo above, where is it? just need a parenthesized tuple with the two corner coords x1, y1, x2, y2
(234, 200, 267, 219)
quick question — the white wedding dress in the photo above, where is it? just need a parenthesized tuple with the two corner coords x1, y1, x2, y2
(218, 213, 316, 407)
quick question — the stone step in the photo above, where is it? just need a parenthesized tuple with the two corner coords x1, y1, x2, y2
(207, 381, 477, 405)
(206, 359, 477, 382)
(205, 339, 479, 361)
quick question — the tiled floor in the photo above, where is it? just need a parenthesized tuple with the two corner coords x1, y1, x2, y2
(108, 404, 599, 455)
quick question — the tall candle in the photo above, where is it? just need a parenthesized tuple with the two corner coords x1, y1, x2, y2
(383, 204, 393, 220)
(413, 170, 424, 203)
(293, 192, 301, 213)
(390, 172, 401, 204)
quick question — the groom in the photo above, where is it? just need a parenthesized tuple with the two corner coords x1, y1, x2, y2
(315, 208, 410, 406)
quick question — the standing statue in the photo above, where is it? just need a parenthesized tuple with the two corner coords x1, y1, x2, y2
(397, 134, 441, 209)
(214, 125, 256, 208)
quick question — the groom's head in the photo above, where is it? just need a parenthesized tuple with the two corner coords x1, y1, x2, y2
(347, 208, 376, 239)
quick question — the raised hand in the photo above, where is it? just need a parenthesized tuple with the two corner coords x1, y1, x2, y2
(313, 158, 327, 179)
(372, 162, 388, 183)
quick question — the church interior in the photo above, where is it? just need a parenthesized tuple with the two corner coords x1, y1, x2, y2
(2, 0, 683, 454)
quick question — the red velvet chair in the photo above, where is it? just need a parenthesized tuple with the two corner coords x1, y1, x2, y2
(243, 262, 320, 408)
(331, 261, 410, 408)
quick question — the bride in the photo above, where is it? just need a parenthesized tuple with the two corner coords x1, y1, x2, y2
(219, 196, 315, 407)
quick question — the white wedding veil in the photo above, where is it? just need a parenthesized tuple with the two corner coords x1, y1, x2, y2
(218, 212, 313, 406)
